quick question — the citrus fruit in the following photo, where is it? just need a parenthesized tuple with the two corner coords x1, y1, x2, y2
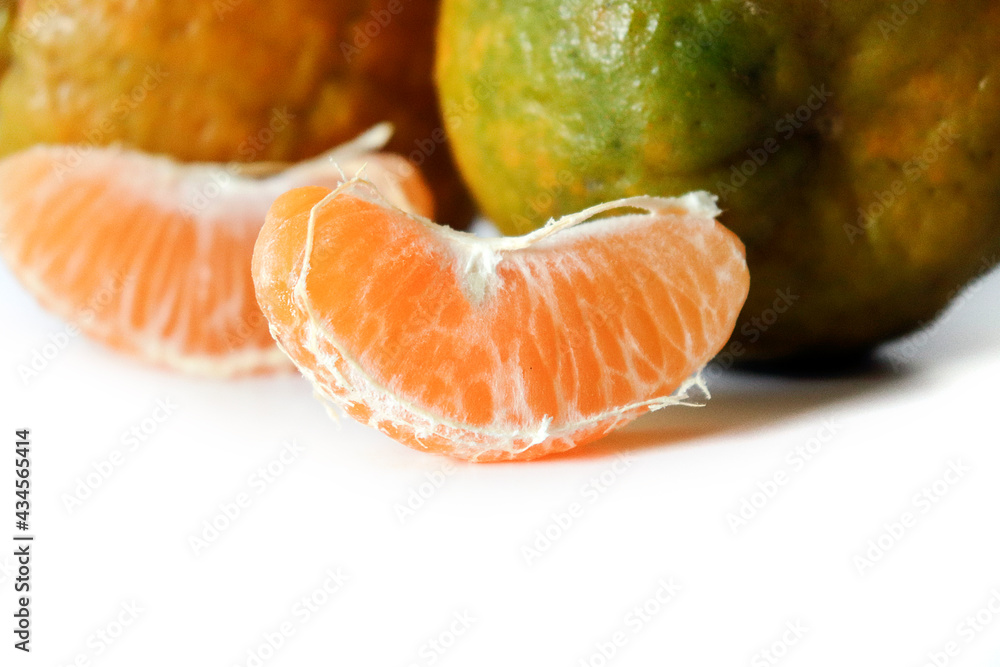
(436, 0, 1000, 360)
(252, 180, 749, 461)
(0, 0, 472, 225)
(0, 126, 432, 376)
(0, 0, 15, 75)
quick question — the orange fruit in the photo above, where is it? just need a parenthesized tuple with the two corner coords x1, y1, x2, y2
(252, 180, 749, 461)
(436, 0, 1000, 358)
(0, 0, 472, 226)
(0, 0, 14, 75)
(0, 126, 432, 376)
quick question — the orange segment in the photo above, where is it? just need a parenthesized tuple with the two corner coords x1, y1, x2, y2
(253, 180, 749, 461)
(0, 126, 432, 376)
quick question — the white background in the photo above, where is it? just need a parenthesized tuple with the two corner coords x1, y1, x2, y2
(2, 258, 1000, 667)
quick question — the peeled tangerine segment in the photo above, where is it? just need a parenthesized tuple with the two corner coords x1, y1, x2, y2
(0, 124, 433, 376)
(253, 179, 750, 462)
